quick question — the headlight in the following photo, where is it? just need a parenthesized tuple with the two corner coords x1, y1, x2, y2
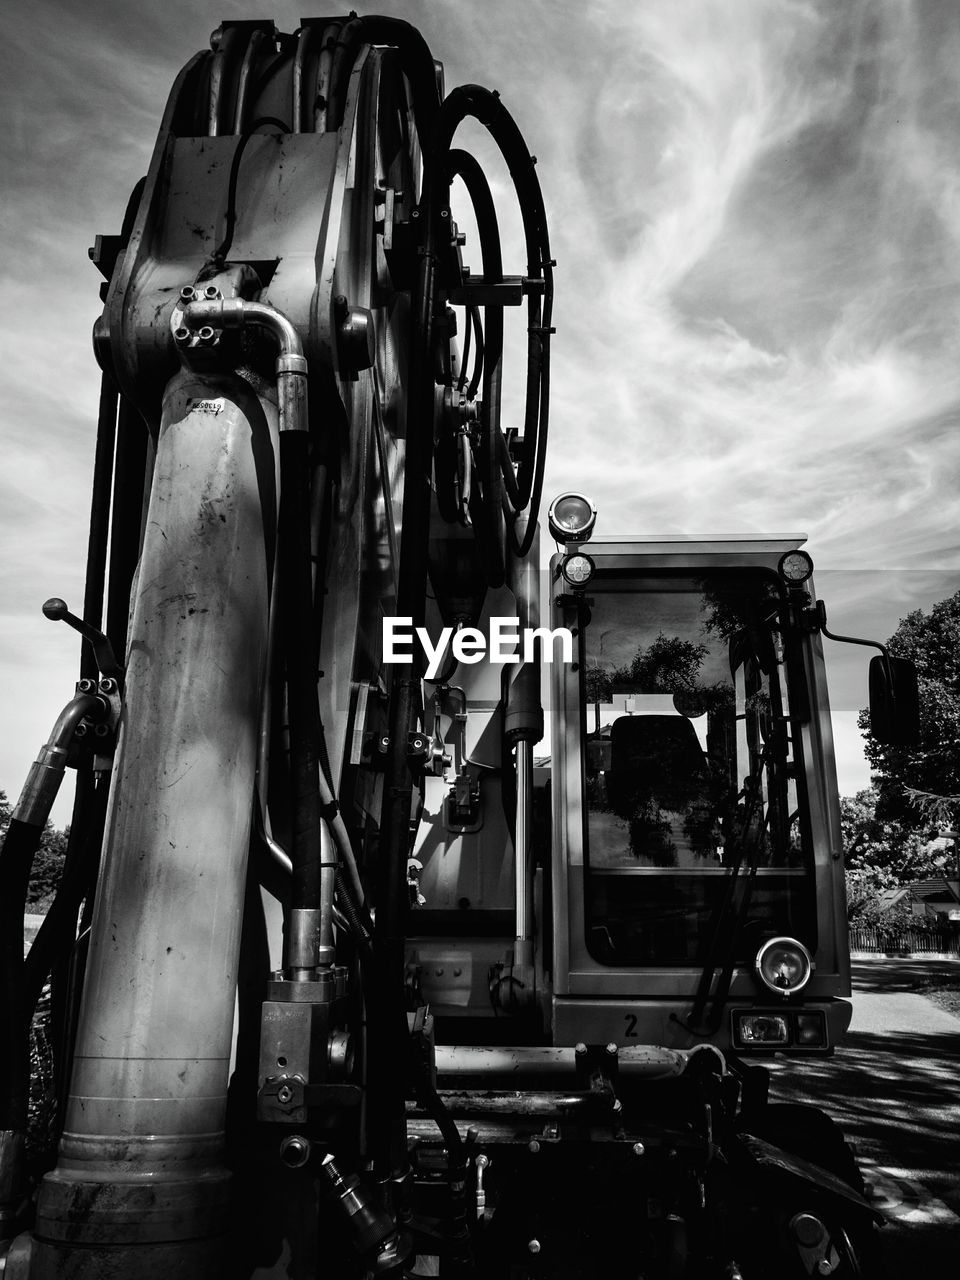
(548, 492, 597, 544)
(733, 1013, 789, 1047)
(754, 936, 812, 996)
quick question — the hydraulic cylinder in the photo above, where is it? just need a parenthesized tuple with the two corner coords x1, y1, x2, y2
(30, 369, 278, 1279)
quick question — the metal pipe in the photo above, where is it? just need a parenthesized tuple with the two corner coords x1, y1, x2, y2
(182, 300, 308, 440)
(514, 738, 533, 966)
(433, 1045, 690, 1081)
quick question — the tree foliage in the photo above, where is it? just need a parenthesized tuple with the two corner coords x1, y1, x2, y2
(840, 786, 952, 925)
(585, 633, 708, 705)
(860, 589, 960, 825)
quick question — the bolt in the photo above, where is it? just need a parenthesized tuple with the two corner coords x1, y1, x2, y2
(605, 1042, 618, 1056)
(574, 1042, 587, 1057)
(74, 723, 88, 739)
(99, 678, 117, 695)
(816, 1263, 834, 1277)
(527, 1239, 541, 1255)
(174, 326, 191, 343)
(279, 1134, 311, 1168)
(527, 1140, 540, 1154)
(453, 968, 462, 977)
(179, 285, 195, 301)
(475, 1154, 489, 1170)
(204, 284, 219, 299)
(94, 724, 110, 738)
(632, 1142, 645, 1157)
(78, 679, 96, 694)
(435, 968, 444, 977)
(277, 1084, 294, 1105)
(197, 325, 216, 343)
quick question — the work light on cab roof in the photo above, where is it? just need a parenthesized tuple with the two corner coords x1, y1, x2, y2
(547, 492, 597, 546)
(777, 548, 814, 585)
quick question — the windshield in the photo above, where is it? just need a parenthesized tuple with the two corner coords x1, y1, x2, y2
(581, 571, 817, 966)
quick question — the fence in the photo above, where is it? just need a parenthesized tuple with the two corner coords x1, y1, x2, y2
(849, 926, 960, 957)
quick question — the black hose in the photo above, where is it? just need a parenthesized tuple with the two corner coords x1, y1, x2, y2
(422, 87, 553, 572)
(80, 377, 118, 682)
(445, 149, 505, 586)
(208, 115, 290, 269)
(335, 867, 374, 949)
(277, 431, 324, 914)
(0, 820, 43, 1131)
(465, 305, 484, 402)
(22, 773, 109, 1022)
(104, 396, 149, 665)
(325, 16, 440, 135)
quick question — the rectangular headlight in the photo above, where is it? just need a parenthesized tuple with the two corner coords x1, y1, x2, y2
(734, 1013, 789, 1047)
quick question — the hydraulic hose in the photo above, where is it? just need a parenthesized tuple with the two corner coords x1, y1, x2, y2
(0, 692, 104, 1134)
(0, 820, 43, 1136)
(21, 773, 110, 1023)
(324, 16, 441, 135)
(422, 87, 553, 574)
(179, 297, 326, 972)
(104, 396, 149, 665)
(80, 376, 118, 682)
(443, 149, 505, 582)
(277, 430, 325, 921)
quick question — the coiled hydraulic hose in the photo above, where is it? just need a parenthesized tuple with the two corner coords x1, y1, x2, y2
(420, 85, 554, 579)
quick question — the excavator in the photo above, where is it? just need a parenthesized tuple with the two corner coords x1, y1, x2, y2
(0, 15, 920, 1279)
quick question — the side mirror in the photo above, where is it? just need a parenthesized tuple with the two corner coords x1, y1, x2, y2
(869, 656, 920, 745)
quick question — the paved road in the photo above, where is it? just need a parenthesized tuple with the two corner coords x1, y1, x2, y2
(769, 960, 960, 1269)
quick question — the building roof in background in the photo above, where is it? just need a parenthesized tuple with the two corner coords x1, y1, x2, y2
(877, 879, 960, 913)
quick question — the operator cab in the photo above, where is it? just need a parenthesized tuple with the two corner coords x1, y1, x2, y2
(550, 535, 851, 1054)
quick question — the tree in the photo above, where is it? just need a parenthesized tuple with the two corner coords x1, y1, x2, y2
(840, 786, 951, 924)
(860, 589, 960, 824)
(586, 633, 709, 705)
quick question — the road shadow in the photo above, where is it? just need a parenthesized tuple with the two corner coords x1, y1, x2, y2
(770, 1026, 960, 1267)
(852, 959, 960, 994)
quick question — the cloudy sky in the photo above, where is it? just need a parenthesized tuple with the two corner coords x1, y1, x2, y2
(2, 0, 959, 824)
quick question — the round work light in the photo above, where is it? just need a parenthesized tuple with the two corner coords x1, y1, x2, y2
(560, 552, 595, 589)
(548, 493, 597, 545)
(777, 549, 814, 585)
(754, 936, 812, 996)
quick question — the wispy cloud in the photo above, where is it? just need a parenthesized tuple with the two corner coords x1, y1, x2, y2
(2, 0, 959, 811)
